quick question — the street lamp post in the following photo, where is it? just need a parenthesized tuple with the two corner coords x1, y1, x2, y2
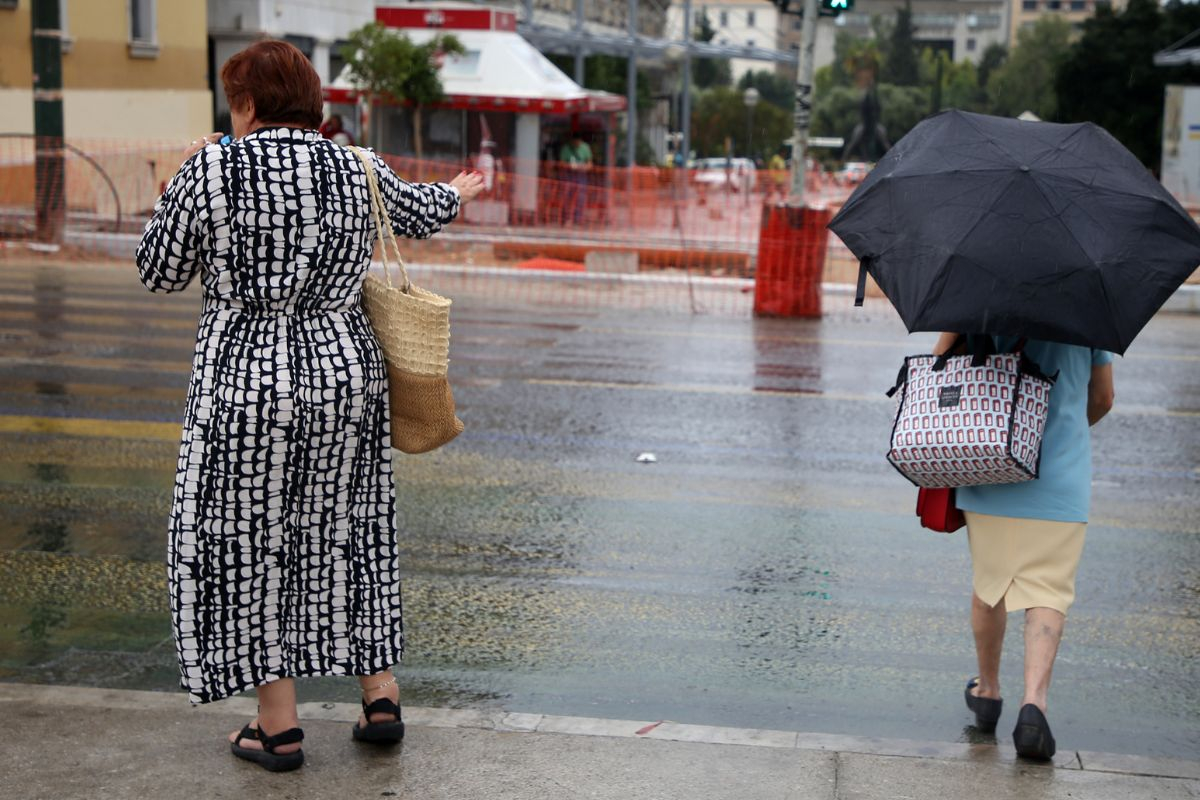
(743, 86, 760, 160)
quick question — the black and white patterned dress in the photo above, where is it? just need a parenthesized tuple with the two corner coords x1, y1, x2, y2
(136, 126, 460, 704)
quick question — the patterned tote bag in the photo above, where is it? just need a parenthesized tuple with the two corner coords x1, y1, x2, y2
(350, 146, 464, 454)
(885, 337, 1056, 488)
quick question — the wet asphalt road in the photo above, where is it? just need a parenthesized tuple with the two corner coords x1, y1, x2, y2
(0, 259, 1196, 760)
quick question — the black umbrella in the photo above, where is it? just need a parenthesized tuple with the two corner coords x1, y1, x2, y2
(828, 109, 1200, 354)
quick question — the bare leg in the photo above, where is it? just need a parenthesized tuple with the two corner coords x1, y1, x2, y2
(1022, 607, 1065, 712)
(358, 670, 401, 726)
(971, 593, 1006, 700)
(227, 677, 301, 753)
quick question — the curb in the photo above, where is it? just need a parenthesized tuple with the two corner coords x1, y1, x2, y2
(41, 233, 1200, 315)
(1, 683, 1196, 781)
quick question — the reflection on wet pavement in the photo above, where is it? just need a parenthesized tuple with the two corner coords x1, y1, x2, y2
(0, 259, 1197, 759)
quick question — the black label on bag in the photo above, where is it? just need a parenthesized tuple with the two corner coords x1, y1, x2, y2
(938, 385, 963, 408)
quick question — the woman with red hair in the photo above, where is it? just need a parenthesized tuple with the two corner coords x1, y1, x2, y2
(136, 40, 483, 772)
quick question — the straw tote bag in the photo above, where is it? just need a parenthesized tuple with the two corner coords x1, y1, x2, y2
(350, 146, 464, 454)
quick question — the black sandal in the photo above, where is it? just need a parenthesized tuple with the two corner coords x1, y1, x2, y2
(1013, 703, 1056, 761)
(964, 677, 1003, 733)
(230, 723, 305, 772)
(352, 694, 406, 744)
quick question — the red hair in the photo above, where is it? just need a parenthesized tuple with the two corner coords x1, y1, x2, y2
(221, 40, 323, 129)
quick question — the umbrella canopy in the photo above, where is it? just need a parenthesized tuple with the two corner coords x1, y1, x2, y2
(828, 110, 1200, 354)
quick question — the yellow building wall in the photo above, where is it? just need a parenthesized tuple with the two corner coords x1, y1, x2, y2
(0, 0, 211, 139)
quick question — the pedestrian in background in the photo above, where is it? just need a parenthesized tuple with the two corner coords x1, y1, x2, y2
(935, 333, 1114, 760)
(135, 39, 483, 772)
(319, 112, 354, 146)
(559, 131, 592, 224)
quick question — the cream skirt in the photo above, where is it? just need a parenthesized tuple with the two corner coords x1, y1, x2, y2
(964, 511, 1087, 616)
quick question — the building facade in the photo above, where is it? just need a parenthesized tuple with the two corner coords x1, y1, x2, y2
(1007, 0, 1127, 47)
(208, 0, 376, 127)
(524, 0, 670, 37)
(0, 0, 211, 140)
(666, 0, 781, 82)
(777, 0, 1009, 80)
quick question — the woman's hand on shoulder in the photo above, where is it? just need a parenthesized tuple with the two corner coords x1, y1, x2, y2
(183, 133, 224, 163)
(450, 171, 485, 204)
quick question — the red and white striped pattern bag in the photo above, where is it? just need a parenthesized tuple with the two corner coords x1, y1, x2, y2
(886, 344, 1056, 488)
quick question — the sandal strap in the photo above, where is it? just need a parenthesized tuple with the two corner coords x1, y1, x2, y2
(363, 696, 402, 720)
(235, 724, 260, 745)
(259, 727, 304, 753)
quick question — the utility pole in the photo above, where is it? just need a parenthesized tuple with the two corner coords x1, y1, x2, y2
(626, 0, 639, 168)
(789, 0, 819, 207)
(32, 0, 65, 244)
(681, 0, 692, 169)
(574, 0, 585, 84)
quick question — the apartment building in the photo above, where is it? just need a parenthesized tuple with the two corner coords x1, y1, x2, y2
(1007, 0, 1126, 47)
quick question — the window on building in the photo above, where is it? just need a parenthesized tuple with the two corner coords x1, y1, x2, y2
(719, 10, 728, 26)
(128, 0, 158, 57)
(1069, 0, 1086, 8)
(1047, 0, 1061, 9)
(285, 35, 315, 60)
(0, 0, 18, 9)
(966, 37, 976, 51)
(1022, 0, 1037, 9)
(747, 10, 756, 26)
(330, 39, 350, 81)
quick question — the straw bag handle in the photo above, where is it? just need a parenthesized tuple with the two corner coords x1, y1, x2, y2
(349, 146, 411, 293)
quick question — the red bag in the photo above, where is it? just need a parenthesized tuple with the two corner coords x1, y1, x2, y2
(916, 487, 965, 533)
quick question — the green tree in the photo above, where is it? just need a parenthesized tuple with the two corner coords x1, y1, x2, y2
(985, 16, 1071, 120)
(883, 0, 919, 86)
(690, 86, 792, 159)
(811, 83, 930, 156)
(877, 83, 931, 140)
(340, 22, 464, 162)
(737, 69, 795, 111)
(811, 85, 863, 143)
(694, 11, 733, 89)
(976, 43, 1007, 92)
(548, 53, 653, 110)
(1056, 0, 1200, 167)
(920, 49, 983, 113)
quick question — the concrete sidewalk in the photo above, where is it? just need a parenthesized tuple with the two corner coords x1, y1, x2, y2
(0, 684, 1196, 800)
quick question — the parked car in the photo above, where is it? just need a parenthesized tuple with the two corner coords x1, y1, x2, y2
(837, 161, 872, 184)
(693, 157, 756, 194)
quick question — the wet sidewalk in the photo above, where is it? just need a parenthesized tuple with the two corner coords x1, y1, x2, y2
(1, 683, 1197, 800)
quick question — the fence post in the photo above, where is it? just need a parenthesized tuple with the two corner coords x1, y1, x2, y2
(32, 0, 66, 245)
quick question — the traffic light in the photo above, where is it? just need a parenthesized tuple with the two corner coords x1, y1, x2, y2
(820, 0, 854, 15)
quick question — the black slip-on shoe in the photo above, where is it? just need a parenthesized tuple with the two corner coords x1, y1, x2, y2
(1012, 703, 1056, 761)
(964, 677, 1003, 733)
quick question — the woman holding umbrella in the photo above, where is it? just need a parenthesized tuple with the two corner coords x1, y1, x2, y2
(933, 332, 1114, 760)
(830, 110, 1200, 760)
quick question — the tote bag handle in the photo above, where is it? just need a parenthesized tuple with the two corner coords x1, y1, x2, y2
(349, 146, 412, 294)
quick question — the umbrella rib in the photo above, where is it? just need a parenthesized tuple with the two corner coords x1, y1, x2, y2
(956, 113, 1025, 165)
(1025, 172, 1123, 350)
(915, 171, 1024, 324)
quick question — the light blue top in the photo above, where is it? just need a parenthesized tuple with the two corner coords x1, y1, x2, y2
(956, 339, 1113, 523)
